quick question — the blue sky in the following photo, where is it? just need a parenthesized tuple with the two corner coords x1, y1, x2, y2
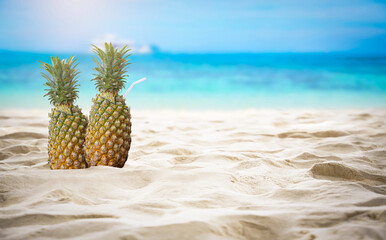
(0, 0, 385, 53)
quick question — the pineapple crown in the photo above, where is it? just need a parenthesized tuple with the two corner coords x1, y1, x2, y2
(91, 42, 131, 95)
(40, 56, 80, 107)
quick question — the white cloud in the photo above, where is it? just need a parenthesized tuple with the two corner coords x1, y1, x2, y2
(91, 34, 156, 54)
(137, 45, 153, 54)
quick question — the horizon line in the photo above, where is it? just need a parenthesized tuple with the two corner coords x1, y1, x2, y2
(1, 48, 386, 56)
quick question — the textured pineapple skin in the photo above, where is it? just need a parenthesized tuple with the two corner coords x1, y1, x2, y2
(48, 105, 88, 169)
(85, 94, 132, 167)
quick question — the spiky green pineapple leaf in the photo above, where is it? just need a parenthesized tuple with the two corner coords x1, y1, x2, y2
(91, 42, 132, 94)
(40, 56, 80, 106)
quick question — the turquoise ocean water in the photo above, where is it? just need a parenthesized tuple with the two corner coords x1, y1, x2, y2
(0, 50, 385, 110)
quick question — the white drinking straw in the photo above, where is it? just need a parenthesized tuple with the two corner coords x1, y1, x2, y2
(124, 77, 147, 99)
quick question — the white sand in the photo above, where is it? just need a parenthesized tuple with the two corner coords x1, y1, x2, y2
(0, 109, 385, 240)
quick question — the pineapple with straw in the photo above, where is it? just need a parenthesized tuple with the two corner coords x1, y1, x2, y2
(85, 43, 144, 168)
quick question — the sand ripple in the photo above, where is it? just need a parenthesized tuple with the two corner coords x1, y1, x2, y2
(0, 109, 385, 240)
(0, 132, 46, 140)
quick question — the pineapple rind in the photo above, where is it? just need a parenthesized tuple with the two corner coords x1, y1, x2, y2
(48, 105, 88, 169)
(85, 94, 131, 168)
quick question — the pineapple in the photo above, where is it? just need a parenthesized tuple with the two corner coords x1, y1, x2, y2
(85, 43, 132, 167)
(41, 56, 88, 169)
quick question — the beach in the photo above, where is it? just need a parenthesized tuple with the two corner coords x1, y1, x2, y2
(0, 109, 385, 240)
